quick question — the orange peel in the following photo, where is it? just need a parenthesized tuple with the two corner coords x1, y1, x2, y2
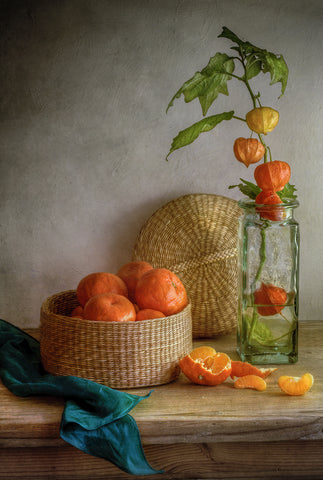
(231, 360, 277, 379)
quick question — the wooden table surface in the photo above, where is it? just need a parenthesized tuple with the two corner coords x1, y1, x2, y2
(1, 321, 322, 479)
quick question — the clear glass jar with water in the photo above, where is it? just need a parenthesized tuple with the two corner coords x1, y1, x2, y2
(237, 199, 299, 364)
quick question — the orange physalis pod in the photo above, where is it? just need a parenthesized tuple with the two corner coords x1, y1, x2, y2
(253, 282, 287, 316)
(233, 137, 265, 167)
(255, 190, 285, 221)
(254, 160, 291, 192)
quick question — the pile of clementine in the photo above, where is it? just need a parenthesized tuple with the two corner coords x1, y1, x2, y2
(70, 261, 188, 323)
(179, 346, 314, 396)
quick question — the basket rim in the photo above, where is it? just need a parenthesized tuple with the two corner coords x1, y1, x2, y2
(41, 289, 191, 326)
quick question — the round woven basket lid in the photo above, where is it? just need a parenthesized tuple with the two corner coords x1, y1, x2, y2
(132, 193, 242, 338)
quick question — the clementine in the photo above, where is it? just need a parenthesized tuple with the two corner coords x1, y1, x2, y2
(136, 308, 165, 321)
(117, 261, 153, 302)
(135, 268, 188, 316)
(83, 293, 136, 322)
(76, 272, 128, 307)
(179, 346, 232, 386)
(70, 306, 84, 319)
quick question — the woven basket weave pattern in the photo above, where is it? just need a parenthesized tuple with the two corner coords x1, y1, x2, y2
(132, 194, 241, 338)
(40, 290, 192, 389)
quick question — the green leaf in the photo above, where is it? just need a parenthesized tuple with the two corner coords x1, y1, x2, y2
(243, 314, 274, 345)
(228, 178, 261, 199)
(166, 53, 235, 116)
(245, 54, 262, 80)
(261, 52, 289, 97)
(218, 27, 245, 47)
(166, 111, 234, 160)
(218, 26, 289, 96)
(277, 183, 298, 200)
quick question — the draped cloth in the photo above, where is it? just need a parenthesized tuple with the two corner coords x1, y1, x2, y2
(0, 319, 162, 476)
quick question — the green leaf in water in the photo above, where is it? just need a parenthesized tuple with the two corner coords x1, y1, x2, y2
(243, 314, 274, 344)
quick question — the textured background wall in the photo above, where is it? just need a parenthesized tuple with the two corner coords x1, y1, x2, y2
(1, 0, 323, 328)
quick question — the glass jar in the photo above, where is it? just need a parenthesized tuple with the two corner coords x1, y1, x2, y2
(237, 199, 299, 364)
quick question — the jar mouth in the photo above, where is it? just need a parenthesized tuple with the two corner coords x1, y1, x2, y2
(238, 198, 299, 210)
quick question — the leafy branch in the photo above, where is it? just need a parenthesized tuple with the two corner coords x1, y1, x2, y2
(165, 26, 290, 197)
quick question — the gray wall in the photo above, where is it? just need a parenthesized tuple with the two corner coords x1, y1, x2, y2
(1, 0, 323, 328)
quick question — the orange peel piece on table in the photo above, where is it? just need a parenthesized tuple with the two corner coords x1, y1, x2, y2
(278, 373, 314, 396)
(234, 374, 267, 391)
(179, 346, 232, 386)
(230, 360, 277, 379)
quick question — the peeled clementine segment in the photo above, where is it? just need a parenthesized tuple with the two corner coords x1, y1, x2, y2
(231, 360, 277, 379)
(234, 375, 267, 391)
(179, 348, 231, 386)
(278, 373, 314, 396)
(189, 346, 216, 361)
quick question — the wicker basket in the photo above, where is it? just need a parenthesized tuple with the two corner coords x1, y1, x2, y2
(132, 194, 241, 338)
(40, 290, 192, 389)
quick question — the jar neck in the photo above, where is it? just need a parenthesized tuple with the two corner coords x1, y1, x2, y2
(238, 198, 299, 223)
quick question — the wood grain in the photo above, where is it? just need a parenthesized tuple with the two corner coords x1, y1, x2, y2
(1, 442, 323, 479)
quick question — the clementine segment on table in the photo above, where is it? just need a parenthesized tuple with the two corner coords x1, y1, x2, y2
(234, 374, 267, 391)
(278, 373, 314, 396)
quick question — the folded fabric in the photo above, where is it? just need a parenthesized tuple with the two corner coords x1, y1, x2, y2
(0, 319, 163, 476)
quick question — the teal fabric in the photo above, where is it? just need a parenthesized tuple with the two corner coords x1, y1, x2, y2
(0, 319, 163, 476)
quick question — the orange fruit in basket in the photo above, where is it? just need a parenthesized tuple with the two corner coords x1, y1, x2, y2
(135, 268, 188, 316)
(136, 308, 165, 321)
(179, 346, 232, 385)
(70, 306, 84, 319)
(231, 360, 277, 379)
(83, 293, 136, 322)
(278, 373, 314, 396)
(234, 375, 267, 391)
(77, 272, 128, 307)
(117, 261, 153, 302)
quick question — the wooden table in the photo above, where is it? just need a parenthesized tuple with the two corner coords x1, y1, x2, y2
(1, 321, 322, 479)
